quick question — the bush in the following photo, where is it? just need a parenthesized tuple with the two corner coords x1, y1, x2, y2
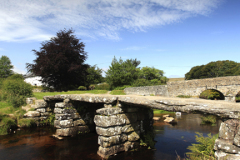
(78, 86, 87, 90)
(186, 132, 218, 160)
(1, 78, 33, 107)
(0, 115, 17, 135)
(89, 84, 95, 90)
(201, 115, 216, 126)
(95, 83, 111, 90)
(132, 79, 150, 87)
(199, 89, 224, 100)
(18, 118, 36, 127)
(177, 95, 191, 98)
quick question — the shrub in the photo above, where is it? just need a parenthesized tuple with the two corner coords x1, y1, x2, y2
(0, 115, 17, 135)
(177, 95, 191, 98)
(95, 83, 110, 90)
(1, 78, 33, 107)
(89, 84, 95, 90)
(78, 86, 87, 90)
(18, 118, 36, 127)
(186, 132, 218, 160)
(201, 115, 216, 126)
(199, 89, 224, 100)
(132, 79, 150, 87)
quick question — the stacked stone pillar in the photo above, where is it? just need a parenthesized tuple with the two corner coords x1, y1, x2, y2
(214, 119, 240, 160)
(54, 99, 90, 137)
(94, 103, 153, 158)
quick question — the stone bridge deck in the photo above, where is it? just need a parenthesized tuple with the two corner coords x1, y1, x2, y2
(43, 94, 240, 119)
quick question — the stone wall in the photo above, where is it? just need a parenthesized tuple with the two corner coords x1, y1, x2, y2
(124, 85, 168, 96)
(214, 119, 240, 160)
(94, 103, 153, 158)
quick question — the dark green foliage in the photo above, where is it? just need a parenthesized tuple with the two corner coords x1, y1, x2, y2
(140, 130, 156, 149)
(26, 29, 89, 91)
(0, 115, 17, 135)
(139, 67, 166, 81)
(1, 76, 33, 107)
(132, 79, 150, 87)
(201, 115, 216, 126)
(94, 83, 110, 90)
(185, 60, 240, 80)
(199, 89, 224, 100)
(177, 95, 191, 98)
(0, 55, 13, 78)
(78, 86, 87, 90)
(18, 119, 36, 127)
(105, 57, 140, 88)
(236, 91, 240, 102)
(186, 132, 218, 160)
(88, 84, 95, 90)
(86, 65, 104, 87)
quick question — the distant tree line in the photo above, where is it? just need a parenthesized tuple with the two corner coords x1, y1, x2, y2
(185, 60, 240, 80)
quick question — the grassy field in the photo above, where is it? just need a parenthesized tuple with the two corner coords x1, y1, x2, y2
(33, 90, 108, 99)
(110, 90, 126, 95)
(168, 78, 185, 82)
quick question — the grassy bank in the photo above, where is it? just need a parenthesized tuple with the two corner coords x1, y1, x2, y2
(153, 109, 173, 114)
(33, 90, 108, 99)
(110, 90, 126, 95)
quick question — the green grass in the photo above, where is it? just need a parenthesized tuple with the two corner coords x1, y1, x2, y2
(153, 109, 173, 114)
(177, 95, 192, 98)
(110, 90, 126, 95)
(0, 101, 20, 115)
(0, 115, 17, 135)
(33, 90, 108, 99)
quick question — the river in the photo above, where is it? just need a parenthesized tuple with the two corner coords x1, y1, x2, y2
(0, 113, 221, 160)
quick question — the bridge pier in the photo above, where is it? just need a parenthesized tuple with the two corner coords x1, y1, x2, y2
(94, 103, 153, 158)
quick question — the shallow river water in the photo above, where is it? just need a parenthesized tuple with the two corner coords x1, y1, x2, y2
(0, 113, 222, 160)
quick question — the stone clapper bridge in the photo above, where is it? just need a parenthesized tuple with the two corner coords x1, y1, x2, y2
(25, 93, 240, 159)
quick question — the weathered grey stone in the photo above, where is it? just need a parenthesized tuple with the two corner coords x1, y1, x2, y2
(26, 97, 37, 104)
(35, 100, 47, 108)
(54, 119, 73, 128)
(55, 114, 72, 120)
(96, 126, 122, 136)
(56, 127, 78, 137)
(96, 107, 123, 115)
(97, 141, 139, 159)
(46, 107, 52, 112)
(40, 112, 50, 116)
(215, 150, 240, 160)
(122, 123, 140, 133)
(104, 104, 112, 108)
(55, 102, 65, 108)
(94, 114, 126, 127)
(36, 108, 46, 113)
(98, 134, 128, 147)
(54, 108, 64, 114)
(73, 119, 86, 126)
(233, 126, 240, 146)
(72, 113, 81, 119)
(214, 139, 240, 154)
(219, 120, 239, 141)
(128, 131, 140, 141)
(24, 111, 40, 117)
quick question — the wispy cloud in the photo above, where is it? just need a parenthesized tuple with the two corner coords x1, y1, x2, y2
(0, 0, 221, 42)
(13, 66, 26, 74)
(122, 46, 146, 51)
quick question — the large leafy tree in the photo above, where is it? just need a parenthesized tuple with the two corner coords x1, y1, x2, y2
(86, 65, 104, 86)
(26, 29, 89, 90)
(185, 60, 240, 80)
(105, 57, 140, 88)
(0, 55, 13, 78)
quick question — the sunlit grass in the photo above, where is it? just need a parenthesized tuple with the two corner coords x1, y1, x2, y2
(153, 109, 174, 114)
(33, 90, 108, 99)
(110, 90, 126, 95)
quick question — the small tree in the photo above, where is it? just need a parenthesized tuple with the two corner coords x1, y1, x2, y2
(0, 56, 13, 78)
(105, 57, 140, 88)
(26, 29, 89, 91)
(86, 65, 103, 87)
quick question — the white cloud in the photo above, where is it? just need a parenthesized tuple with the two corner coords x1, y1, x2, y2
(0, 0, 221, 42)
(13, 66, 27, 74)
(122, 46, 146, 51)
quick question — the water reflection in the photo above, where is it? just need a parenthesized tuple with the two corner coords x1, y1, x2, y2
(0, 113, 221, 160)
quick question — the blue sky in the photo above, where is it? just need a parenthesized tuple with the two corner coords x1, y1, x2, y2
(0, 0, 239, 78)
